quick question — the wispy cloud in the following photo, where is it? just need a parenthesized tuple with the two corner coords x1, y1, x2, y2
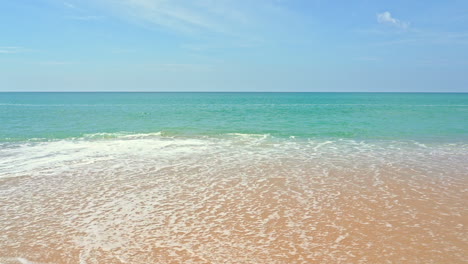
(36, 61, 76, 65)
(358, 11, 468, 46)
(66, 15, 103, 21)
(0, 47, 27, 54)
(92, 0, 290, 36)
(63, 2, 103, 21)
(102, 0, 228, 33)
(63, 2, 77, 9)
(145, 63, 214, 72)
(377, 11, 409, 29)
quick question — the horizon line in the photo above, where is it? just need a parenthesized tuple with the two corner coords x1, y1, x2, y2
(0, 91, 467, 93)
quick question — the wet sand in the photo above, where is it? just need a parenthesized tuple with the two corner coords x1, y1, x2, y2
(1, 154, 467, 264)
(1, 137, 468, 263)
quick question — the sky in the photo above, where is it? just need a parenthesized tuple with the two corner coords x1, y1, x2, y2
(0, 0, 467, 92)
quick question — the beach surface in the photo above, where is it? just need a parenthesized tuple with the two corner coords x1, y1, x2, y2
(1, 136, 467, 263)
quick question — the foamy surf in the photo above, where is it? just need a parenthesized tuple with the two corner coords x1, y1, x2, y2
(0, 135, 467, 263)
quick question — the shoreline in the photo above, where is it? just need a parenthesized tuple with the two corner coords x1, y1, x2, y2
(1, 140, 467, 263)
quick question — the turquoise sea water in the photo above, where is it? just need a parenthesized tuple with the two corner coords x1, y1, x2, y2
(1, 92, 467, 142)
(1, 93, 468, 263)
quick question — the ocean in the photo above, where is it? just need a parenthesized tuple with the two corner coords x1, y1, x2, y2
(0, 92, 467, 263)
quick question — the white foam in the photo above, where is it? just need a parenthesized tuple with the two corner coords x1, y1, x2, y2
(0, 258, 42, 264)
(81, 131, 164, 139)
(4, 136, 466, 178)
(1, 135, 467, 263)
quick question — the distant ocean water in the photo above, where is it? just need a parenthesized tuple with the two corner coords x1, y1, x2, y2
(1, 92, 467, 141)
(1, 92, 467, 263)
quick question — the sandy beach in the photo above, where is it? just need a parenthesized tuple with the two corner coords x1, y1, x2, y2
(1, 137, 466, 263)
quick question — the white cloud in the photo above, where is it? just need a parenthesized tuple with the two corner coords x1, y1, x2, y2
(377, 11, 409, 29)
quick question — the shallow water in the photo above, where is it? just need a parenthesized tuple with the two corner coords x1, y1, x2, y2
(1, 135, 467, 263)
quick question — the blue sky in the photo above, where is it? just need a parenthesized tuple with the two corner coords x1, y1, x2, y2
(1, 0, 467, 92)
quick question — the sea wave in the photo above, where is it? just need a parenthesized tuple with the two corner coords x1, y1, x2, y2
(0, 133, 467, 179)
(81, 131, 165, 139)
